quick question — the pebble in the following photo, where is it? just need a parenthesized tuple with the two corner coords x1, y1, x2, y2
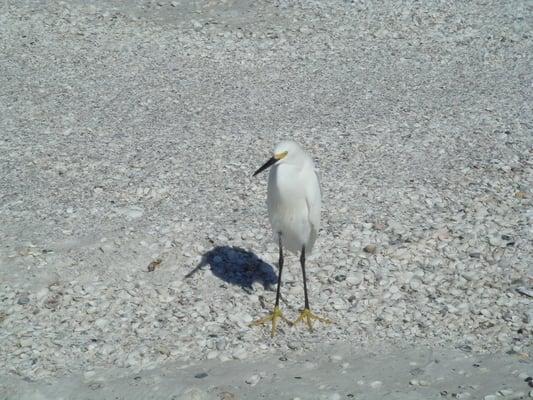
(17, 296, 30, 305)
(84, 371, 96, 380)
(370, 381, 382, 389)
(346, 272, 364, 285)
(94, 318, 108, 329)
(245, 375, 260, 386)
(408, 378, 429, 387)
(215, 338, 227, 351)
(117, 206, 144, 220)
(409, 278, 422, 291)
(232, 348, 247, 360)
(329, 354, 343, 362)
(363, 244, 377, 254)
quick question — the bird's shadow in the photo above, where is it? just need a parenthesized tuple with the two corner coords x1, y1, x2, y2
(185, 245, 277, 292)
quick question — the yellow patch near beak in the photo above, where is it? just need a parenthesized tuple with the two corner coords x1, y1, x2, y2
(274, 151, 288, 160)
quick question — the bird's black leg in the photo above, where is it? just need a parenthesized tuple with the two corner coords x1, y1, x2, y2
(293, 244, 331, 331)
(274, 232, 284, 308)
(300, 245, 310, 310)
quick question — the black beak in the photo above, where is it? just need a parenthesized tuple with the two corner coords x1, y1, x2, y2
(253, 157, 277, 177)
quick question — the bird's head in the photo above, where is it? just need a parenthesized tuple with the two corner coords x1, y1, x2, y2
(253, 141, 305, 176)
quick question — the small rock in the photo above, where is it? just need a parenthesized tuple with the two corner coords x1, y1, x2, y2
(330, 354, 343, 362)
(191, 20, 203, 31)
(88, 382, 102, 390)
(488, 235, 504, 247)
(84, 371, 96, 380)
(409, 278, 422, 291)
(456, 393, 471, 399)
(334, 274, 346, 282)
(216, 338, 226, 351)
(287, 341, 299, 350)
(94, 318, 108, 329)
(363, 244, 377, 254)
(232, 348, 247, 360)
(219, 392, 237, 400)
(147, 259, 162, 272)
(516, 287, 533, 298)
(17, 296, 30, 305)
(370, 381, 382, 388)
(498, 389, 513, 396)
(245, 375, 260, 386)
(346, 272, 363, 285)
(484, 395, 498, 400)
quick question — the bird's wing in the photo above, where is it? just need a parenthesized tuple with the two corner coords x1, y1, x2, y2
(305, 169, 321, 247)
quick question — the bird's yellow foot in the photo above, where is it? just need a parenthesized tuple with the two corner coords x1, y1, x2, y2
(249, 306, 292, 337)
(293, 308, 331, 332)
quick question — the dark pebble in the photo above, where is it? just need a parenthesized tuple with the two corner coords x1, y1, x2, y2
(457, 344, 472, 353)
(334, 274, 346, 282)
(363, 244, 377, 254)
(17, 296, 30, 305)
(194, 372, 208, 379)
(88, 382, 102, 390)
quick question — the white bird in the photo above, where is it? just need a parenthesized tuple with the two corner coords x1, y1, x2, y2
(250, 140, 330, 336)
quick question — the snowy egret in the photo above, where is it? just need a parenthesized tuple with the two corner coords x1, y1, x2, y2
(250, 141, 330, 336)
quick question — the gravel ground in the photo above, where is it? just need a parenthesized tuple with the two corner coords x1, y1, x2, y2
(2, 346, 533, 400)
(0, 0, 532, 397)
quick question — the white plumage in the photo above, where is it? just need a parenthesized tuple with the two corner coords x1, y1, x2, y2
(266, 141, 321, 254)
